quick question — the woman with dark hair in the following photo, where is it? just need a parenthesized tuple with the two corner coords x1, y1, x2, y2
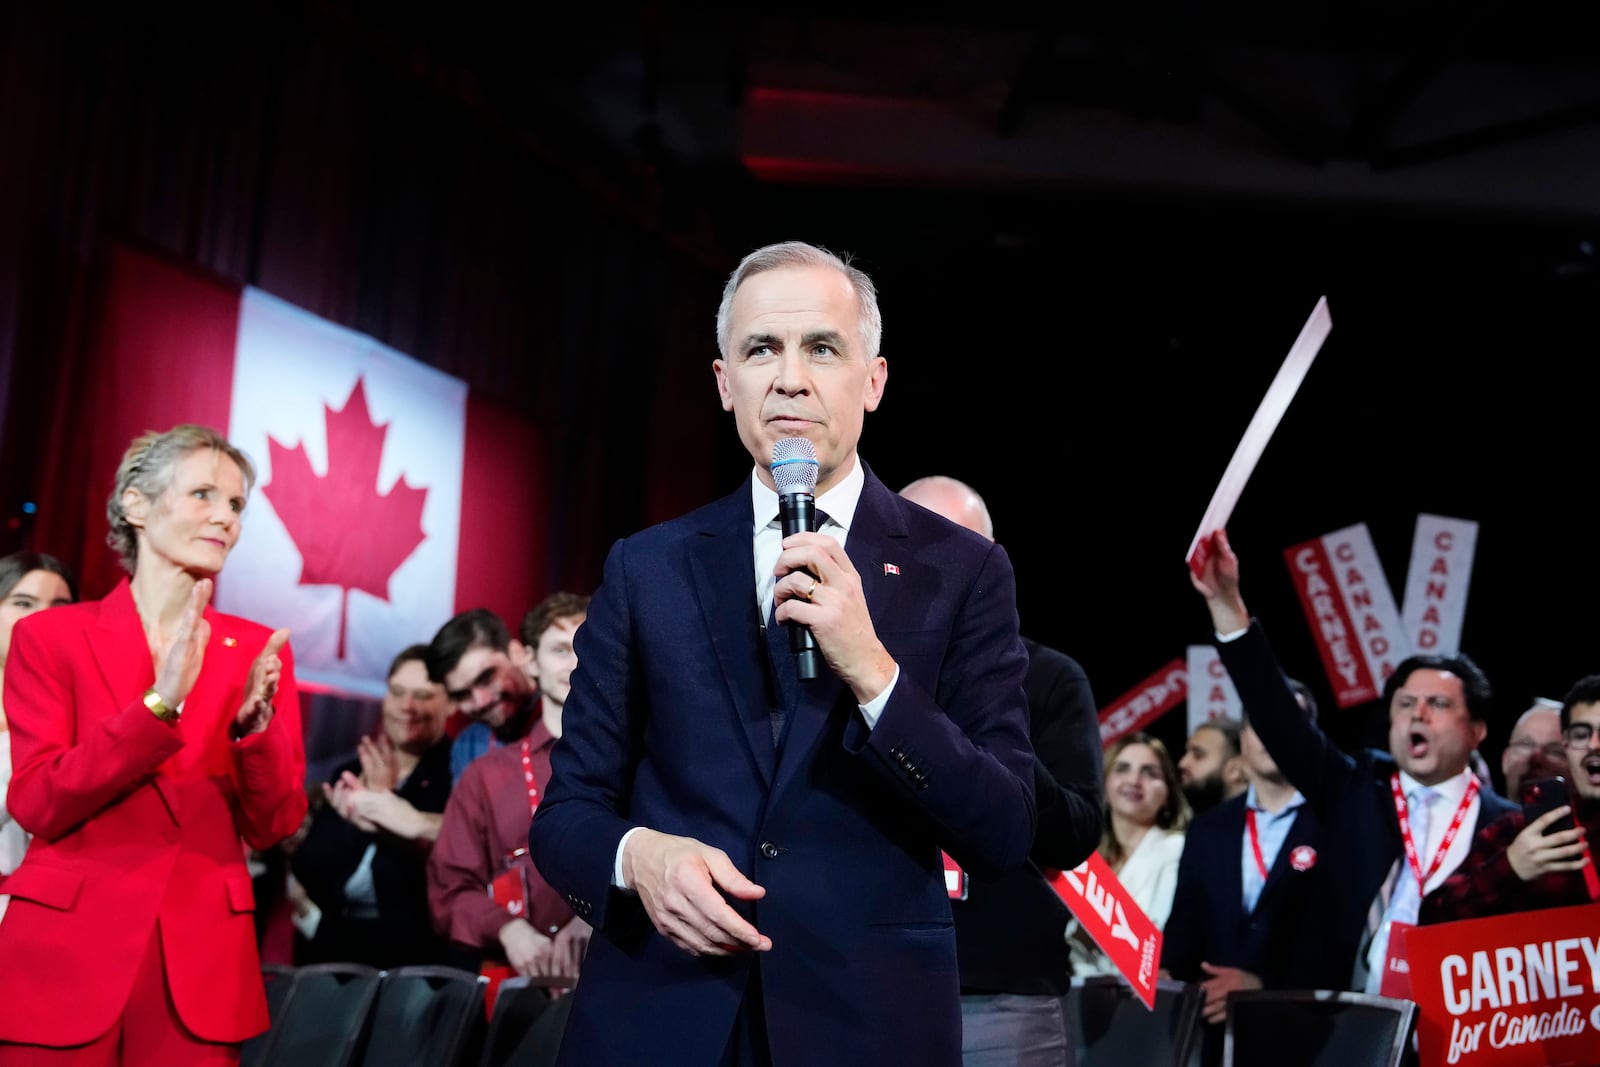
(1067, 731, 1192, 976)
(0, 425, 306, 1065)
(0, 550, 77, 923)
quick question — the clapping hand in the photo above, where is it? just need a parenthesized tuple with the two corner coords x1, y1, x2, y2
(323, 771, 378, 832)
(151, 579, 213, 709)
(358, 733, 399, 792)
(234, 629, 290, 738)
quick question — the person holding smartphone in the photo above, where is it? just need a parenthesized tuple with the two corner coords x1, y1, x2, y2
(1421, 674, 1600, 923)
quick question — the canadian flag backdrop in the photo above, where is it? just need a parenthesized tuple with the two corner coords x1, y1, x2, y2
(34, 244, 546, 696)
(216, 288, 466, 694)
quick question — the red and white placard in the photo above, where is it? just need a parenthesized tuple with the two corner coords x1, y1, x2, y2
(1187, 644, 1243, 736)
(1099, 658, 1187, 746)
(1403, 903, 1600, 1067)
(1284, 523, 1411, 709)
(1046, 853, 1164, 1010)
(1401, 514, 1479, 658)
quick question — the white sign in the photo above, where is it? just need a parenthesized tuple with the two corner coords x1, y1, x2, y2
(1186, 297, 1333, 574)
(1187, 644, 1242, 736)
(1401, 514, 1478, 657)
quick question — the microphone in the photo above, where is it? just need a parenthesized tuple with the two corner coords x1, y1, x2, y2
(771, 437, 821, 680)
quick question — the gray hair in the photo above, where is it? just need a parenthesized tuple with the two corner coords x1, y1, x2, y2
(715, 241, 883, 360)
(106, 425, 256, 574)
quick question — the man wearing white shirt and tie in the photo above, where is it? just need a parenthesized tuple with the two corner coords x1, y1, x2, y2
(1187, 529, 1515, 995)
(529, 241, 1037, 1066)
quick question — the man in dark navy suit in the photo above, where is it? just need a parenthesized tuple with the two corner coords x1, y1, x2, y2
(1187, 529, 1515, 996)
(1162, 687, 1337, 1065)
(900, 475, 1103, 1067)
(529, 242, 1037, 1066)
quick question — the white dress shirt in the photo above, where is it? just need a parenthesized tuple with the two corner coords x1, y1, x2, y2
(613, 453, 898, 888)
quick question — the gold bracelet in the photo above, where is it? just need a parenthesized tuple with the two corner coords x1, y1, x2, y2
(143, 687, 179, 725)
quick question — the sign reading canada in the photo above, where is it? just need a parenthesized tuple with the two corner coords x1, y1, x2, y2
(1405, 903, 1600, 1067)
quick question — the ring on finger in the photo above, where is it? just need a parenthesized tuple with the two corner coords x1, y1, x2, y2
(805, 578, 818, 600)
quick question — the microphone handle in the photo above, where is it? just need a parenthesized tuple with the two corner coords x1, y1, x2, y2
(777, 491, 822, 680)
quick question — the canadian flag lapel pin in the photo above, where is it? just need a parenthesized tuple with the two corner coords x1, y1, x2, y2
(883, 563, 900, 576)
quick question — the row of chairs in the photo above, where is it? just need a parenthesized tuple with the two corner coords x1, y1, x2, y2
(248, 963, 1412, 1067)
(1064, 976, 1419, 1067)
(246, 963, 571, 1067)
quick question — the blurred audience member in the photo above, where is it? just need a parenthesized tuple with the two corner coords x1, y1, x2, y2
(900, 475, 1103, 1067)
(431, 609, 538, 783)
(1422, 674, 1600, 923)
(429, 594, 590, 992)
(1067, 732, 1189, 977)
(1164, 688, 1337, 1065)
(1179, 715, 1247, 815)
(249, 790, 318, 966)
(1501, 698, 1565, 802)
(0, 551, 77, 924)
(0, 424, 305, 1060)
(291, 644, 453, 968)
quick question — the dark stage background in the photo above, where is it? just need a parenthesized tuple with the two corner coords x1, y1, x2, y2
(3, 4, 1596, 775)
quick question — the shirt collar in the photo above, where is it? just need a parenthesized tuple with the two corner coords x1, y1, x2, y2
(1397, 766, 1476, 805)
(1245, 782, 1307, 815)
(748, 451, 865, 536)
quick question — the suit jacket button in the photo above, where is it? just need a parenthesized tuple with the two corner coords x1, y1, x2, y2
(761, 841, 780, 859)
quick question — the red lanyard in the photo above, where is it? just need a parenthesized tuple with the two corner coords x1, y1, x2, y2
(1390, 773, 1478, 892)
(1244, 808, 1270, 881)
(520, 738, 540, 819)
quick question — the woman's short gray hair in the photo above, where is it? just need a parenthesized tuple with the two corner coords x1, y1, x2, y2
(715, 241, 883, 360)
(105, 425, 256, 574)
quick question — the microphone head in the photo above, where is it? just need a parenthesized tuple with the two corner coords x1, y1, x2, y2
(771, 437, 819, 497)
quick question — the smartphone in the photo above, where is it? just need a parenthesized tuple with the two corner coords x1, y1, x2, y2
(1522, 776, 1577, 834)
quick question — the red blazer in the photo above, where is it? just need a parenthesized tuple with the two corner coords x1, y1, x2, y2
(0, 579, 306, 1046)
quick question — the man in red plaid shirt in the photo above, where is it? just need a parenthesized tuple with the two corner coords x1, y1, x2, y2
(1421, 674, 1600, 923)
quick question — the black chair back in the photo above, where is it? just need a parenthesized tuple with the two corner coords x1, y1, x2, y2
(358, 965, 487, 1067)
(1224, 989, 1418, 1067)
(1062, 975, 1203, 1067)
(257, 962, 383, 1067)
(479, 977, 571, 1067)
(242, 964, 299, 1067)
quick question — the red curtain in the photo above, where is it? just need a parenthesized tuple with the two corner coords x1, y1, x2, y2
(33, 245, 240, 600)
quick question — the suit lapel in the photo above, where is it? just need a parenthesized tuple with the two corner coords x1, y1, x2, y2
(687, 489, 776, 786)
(771, 467, 910, 798)
(1225, 802, 1249, 916)
(88, 580, 156, 710)
(88, 580, 178, 816)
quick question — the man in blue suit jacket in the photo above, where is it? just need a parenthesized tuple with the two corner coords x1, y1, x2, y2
(1188, 530, 1515, 997)
(529, 241, 1038, 1066)
(1163, 692, 1339, 1066)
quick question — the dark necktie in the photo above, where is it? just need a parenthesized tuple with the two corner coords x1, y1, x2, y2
(762, 507, 833, 747)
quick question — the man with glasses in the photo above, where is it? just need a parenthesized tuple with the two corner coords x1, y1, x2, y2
(1500, 699, 1565, 802)
(1422, 674, 1600, 923)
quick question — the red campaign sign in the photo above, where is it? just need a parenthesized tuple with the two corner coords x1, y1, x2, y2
(1284, 536, 1378, 709)
(1045, 852, 1164, 1010)
(1098, 658, 1187, 746)
(1404, 903, 1600, 1067)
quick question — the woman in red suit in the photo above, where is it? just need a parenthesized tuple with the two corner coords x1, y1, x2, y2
(0, 424, 306, 1065)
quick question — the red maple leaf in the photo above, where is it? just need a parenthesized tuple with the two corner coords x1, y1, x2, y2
(263, 378, 428, 661)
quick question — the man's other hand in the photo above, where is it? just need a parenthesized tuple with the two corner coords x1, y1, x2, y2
(622, 828, 772, 956)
